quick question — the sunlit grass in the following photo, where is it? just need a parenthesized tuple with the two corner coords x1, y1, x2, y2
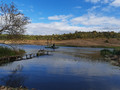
(0, 46, 25, 57)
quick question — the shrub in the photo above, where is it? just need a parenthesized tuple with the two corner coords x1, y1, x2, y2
(0, 46, 25, 57)
(100, 49, 112, 56)
(104, 40, 109, 43)
(113, 49, 120, 55)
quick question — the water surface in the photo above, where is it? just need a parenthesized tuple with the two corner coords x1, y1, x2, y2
(0, 45, 120, 90)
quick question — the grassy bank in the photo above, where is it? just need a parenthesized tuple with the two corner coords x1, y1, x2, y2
(0, 38, 120, 48)
(0, 46, 25, 65)
(0, 31, 120, 48)
(0, 46, 25, 57)
(100, 49, 120, 66)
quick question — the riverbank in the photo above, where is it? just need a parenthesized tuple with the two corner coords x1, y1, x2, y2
(0, 46, 25, 58)
(101, 49, 120, 66)
(0, 46, 25, 65)
(105, 54, 120, 66)
(0, 38, 120, 48)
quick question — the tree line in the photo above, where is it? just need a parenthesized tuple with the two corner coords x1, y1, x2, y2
(0, 31, 120, 40)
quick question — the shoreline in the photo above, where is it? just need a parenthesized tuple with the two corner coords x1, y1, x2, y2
(0, 38, 120, 48)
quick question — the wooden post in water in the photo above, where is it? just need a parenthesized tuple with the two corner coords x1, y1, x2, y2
(26, 55, 28, 59)
(29, 54, 32, 59)
(36, 53, 39, 57)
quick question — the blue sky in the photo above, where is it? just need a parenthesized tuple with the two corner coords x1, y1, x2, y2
(1, 0, 120, 35)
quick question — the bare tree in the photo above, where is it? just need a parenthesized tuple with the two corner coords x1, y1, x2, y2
(0, 2, 30, 50)
(0, 2, 30, 35)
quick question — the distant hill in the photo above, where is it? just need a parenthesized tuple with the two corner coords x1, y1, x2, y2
(0, 31, 120, 40)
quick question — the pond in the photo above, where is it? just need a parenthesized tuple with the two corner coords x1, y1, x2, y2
(0, 44, 120, 90)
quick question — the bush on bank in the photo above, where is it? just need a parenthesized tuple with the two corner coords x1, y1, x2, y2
(0, 46, 25, 57)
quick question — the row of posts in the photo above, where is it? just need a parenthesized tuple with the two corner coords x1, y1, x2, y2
(25, 51, 49, 59)
(0, 51, 49, 62)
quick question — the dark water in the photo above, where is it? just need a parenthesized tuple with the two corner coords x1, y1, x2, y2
(0, 45, 120, 90)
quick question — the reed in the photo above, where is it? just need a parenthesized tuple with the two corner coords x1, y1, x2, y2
(0, 46, 25, 57)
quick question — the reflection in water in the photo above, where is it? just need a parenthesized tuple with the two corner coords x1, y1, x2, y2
(0, 45, 120, 90)
(57, 48, 103, 62)
(0, 65, 27, 88)
(59, 47, 120, 68)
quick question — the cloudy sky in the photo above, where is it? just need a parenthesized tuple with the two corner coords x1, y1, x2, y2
(2, 0, 120, 35)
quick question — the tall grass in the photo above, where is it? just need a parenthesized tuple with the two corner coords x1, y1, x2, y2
(0, 46, 25, 57)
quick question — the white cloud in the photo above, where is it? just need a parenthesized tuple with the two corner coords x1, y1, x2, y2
(103, 0, 109, 3)
(25, 21, 120, 35)
(87, 6, 100, 13)
(85, 0, 100, 3)
(48, 15, 73, 21)
(110, 0, 120, 7)
(26, 22, 76, 35)
(85, 0, 113, 4)
(85, 0, 120, 7)
(102, 6, 112, 12)
(25, 13, 120, 35)
(71, 13, 120, 26)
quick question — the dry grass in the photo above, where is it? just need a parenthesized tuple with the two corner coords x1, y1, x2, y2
(0, 38, 120, 47)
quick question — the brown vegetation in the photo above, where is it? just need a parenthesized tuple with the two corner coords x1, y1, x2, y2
(0, 38, 120, 47)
